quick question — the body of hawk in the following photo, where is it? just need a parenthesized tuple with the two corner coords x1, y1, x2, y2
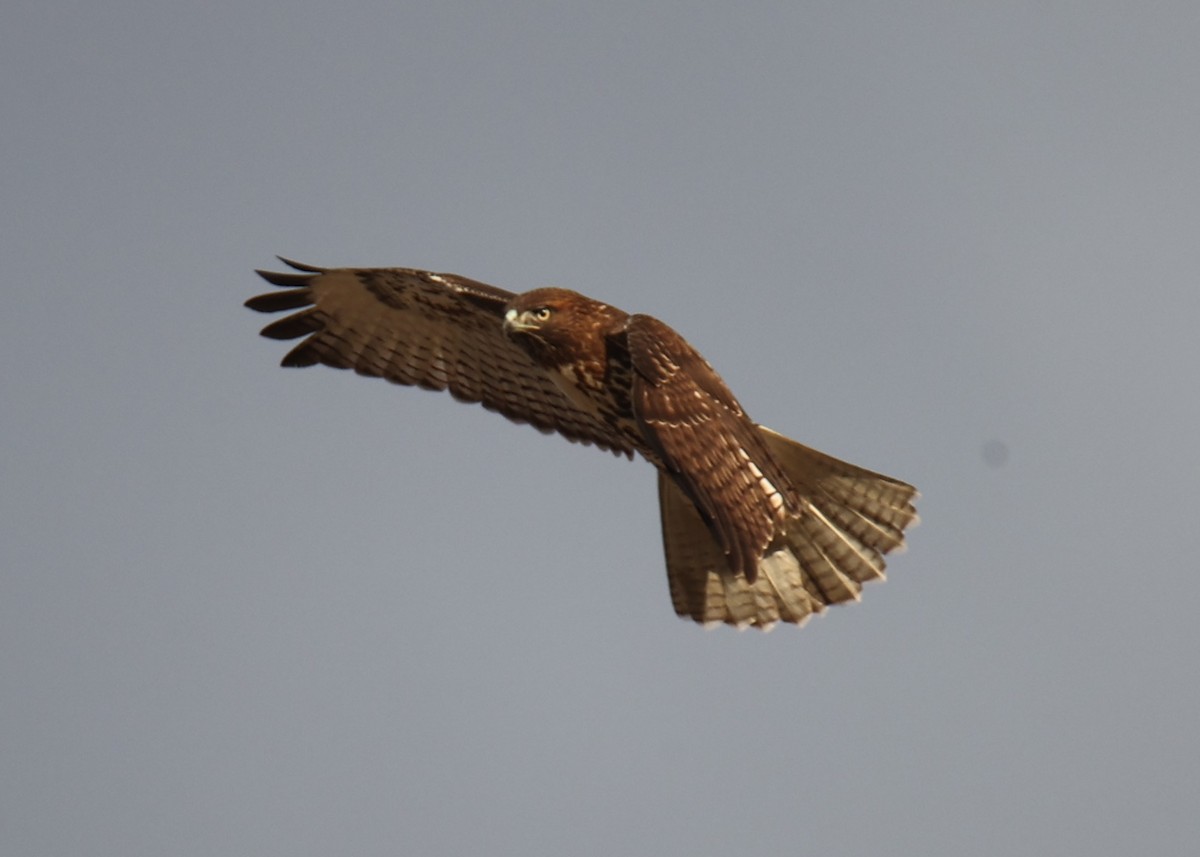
(246, 259, 918, 629)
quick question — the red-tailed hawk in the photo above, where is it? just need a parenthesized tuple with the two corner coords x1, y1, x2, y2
(246, 258, 918, 630)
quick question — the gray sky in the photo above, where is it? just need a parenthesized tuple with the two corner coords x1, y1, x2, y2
(4, 2, 1199, 855)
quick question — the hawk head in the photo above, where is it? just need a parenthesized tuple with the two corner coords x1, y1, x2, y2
(503, 288, 625, 368)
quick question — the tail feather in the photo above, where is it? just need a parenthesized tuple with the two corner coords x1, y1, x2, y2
(722, 570, 771, 628)
(758, 549, 822, 626)
(787, 504, 866, 603)
(658, 425, 918, 629)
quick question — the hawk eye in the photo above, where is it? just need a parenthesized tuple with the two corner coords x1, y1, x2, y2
(534, 306, 553, 321)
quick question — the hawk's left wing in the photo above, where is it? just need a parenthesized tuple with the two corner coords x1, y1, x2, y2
(624, 314, 789, 581)
(625, 314, 918, 629)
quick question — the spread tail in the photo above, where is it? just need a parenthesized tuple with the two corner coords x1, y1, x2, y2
(659, 426, 918, 630)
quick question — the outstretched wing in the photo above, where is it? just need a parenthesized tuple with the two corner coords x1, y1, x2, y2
(245, 259, 635, 456)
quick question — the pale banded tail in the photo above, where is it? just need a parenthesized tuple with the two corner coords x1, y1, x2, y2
(659, 427, 918, 629)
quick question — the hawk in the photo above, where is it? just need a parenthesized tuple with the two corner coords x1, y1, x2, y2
(246, 258, 918, 629)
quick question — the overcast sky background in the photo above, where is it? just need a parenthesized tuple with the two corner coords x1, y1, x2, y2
(4, 2, 1199, 855)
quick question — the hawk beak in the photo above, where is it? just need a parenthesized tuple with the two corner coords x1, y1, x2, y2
(504, 308, 537, 334)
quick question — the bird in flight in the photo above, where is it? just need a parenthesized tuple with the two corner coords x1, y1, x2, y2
(246, 258, 918, 629)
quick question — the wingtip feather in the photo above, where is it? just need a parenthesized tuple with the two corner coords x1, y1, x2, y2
(244, 290, 313, 313)
(255, 269, 316, 287)
(276, 256, 325, 273)
(260, 311, 322, 340)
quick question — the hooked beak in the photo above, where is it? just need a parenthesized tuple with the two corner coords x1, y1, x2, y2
(503, 308, 538, 334)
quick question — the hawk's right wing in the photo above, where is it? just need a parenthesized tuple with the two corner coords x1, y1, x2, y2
(245, 259, 636, 456)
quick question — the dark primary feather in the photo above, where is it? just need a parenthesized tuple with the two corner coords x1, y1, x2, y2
(244, 289, 313, 314)
(274, 256, 324, 273)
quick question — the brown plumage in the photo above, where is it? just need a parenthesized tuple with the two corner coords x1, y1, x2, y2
(246, 258, 918, 629)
